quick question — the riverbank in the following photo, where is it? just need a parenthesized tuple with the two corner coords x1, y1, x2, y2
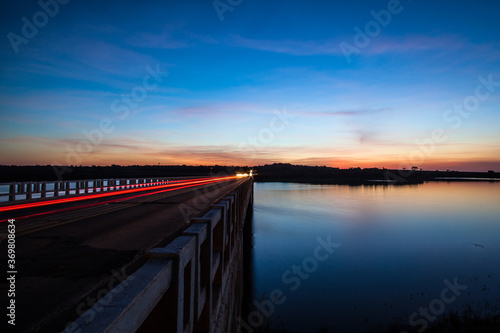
(253, 163, 499, 185)
(0, 164, 498, 184)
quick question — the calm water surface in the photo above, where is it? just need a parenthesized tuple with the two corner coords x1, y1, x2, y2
(247, 181, 500, 332)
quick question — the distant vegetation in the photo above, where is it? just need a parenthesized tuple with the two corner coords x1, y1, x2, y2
(253, 163, 498, 185)
(0, 163, 497, 183)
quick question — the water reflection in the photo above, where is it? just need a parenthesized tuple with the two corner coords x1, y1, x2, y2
(245, 182, 500, 332)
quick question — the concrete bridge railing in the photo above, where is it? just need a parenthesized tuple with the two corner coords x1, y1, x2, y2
(0, 176, 203, 204)
(64, 178, 253, 333)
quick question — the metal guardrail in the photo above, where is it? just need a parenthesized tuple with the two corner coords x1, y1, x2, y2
(64, 178, 253, 333)
(0, 176, 201, 204)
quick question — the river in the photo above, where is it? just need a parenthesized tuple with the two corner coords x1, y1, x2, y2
(244, 181, 500, 332)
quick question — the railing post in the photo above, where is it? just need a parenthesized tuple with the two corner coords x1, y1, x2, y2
(9, 183, 16, 202)
(190, 210, 223, 333)
(65, 259, 174, 333)
(26, 182, 32, 200)
(214, 197, 232, 264)
(182, 223, 208, 329)
(147, 236, 196, 333)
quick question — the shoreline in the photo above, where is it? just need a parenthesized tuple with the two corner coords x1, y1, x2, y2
(0, 164, 498, 183)
(253, 177, 500, 186)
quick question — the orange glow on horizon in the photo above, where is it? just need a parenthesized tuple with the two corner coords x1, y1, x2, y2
(1, 144, 499, 172)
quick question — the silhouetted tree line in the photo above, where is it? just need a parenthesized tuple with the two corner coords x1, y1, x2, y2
(0, 163, 496, 183)
(253, 163, 498, 185)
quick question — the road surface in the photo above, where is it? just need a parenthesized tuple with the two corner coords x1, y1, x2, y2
(0, 176, 246, 332)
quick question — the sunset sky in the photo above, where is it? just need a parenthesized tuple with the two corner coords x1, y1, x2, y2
(1, 0, 499, 171)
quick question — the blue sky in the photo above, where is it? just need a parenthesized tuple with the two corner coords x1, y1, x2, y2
(1, 0, 499, 170)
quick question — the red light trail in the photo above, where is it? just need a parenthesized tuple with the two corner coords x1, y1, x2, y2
(0, 176, 237, 215)
(0, 176, 234, 223)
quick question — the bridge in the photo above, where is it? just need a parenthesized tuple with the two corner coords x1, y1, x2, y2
(0, 174, 254, 333)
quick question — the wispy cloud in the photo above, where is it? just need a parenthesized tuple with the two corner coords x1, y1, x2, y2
(230, 34, 494, 60)
(70, 39, 159, 76)
(126, 21, 218, 49)
(366, 34, 465, 55)
(173, 102, 261, 117)
(231, 34, 342, 56)
(302, 107, 391, 118)
(2, 40, 161, 87)
(2, 134, 499, 171)
(128, 25, 191, 49)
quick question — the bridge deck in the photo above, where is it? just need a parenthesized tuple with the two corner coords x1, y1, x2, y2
(0, 177, 246, 332)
